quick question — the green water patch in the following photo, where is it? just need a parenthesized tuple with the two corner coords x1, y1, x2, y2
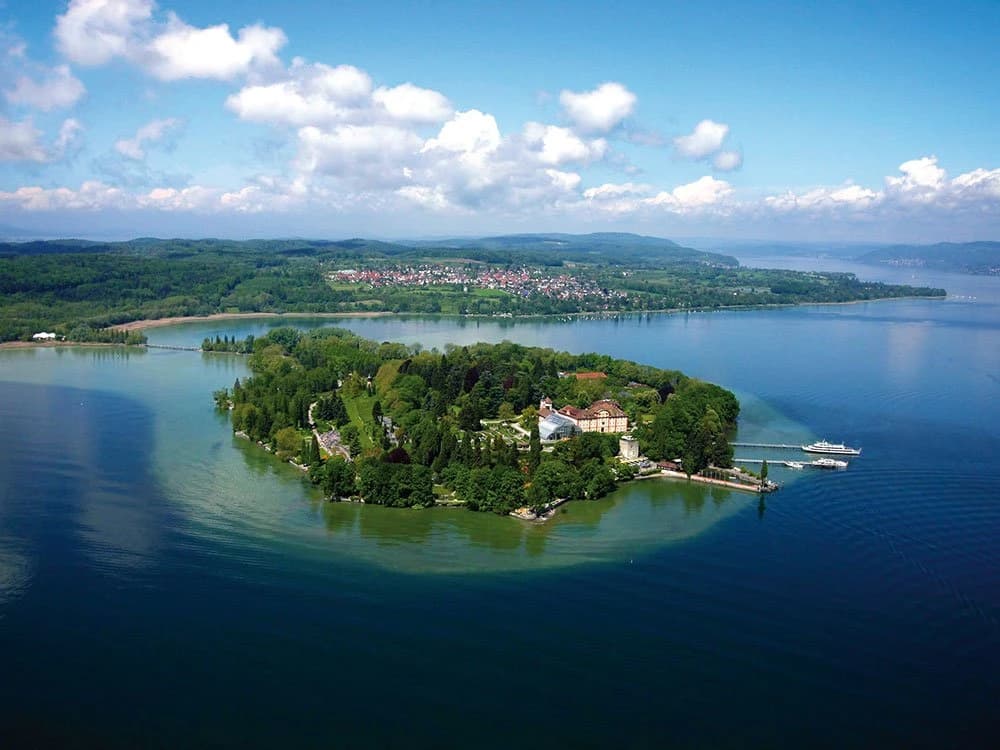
(0, 344, 818, 574)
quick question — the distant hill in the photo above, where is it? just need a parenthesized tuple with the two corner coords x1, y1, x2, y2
(0, 233, 738, 267)
(404, 232, 736, 266)
(856, 242, 1000, 275)
(0, 239, 112, 256)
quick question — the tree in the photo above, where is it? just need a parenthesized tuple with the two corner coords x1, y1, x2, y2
(760, 459, 769, 490)
(529, 422, 542, 474)
(312, 457, 356, 499)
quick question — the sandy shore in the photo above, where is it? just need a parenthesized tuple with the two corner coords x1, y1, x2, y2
(110, 310, 396, 332)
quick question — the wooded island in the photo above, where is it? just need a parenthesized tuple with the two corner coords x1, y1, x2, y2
(215, 327, 740, 516)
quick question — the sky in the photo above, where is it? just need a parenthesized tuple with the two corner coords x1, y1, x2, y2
(0, 0, 998, 241)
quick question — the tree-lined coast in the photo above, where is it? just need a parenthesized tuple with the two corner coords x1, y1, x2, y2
(216, 326, 745, 517)
(0, 234, 945, 343)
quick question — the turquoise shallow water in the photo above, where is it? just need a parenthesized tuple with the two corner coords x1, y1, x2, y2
(1, 261, 999, 747)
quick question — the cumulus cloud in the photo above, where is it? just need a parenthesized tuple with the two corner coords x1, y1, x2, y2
(713, 150, 743, 171)
(0, 117, 48, 162)
(765, 183, 881, 213)
(54, 0, 285, 80)
(0, 116, 82, 162)
(55, 0, 154, 66)
(4, 64, 85, 111)
(763, 156, 1000, 219)
(296, 124, 423, 189)
(0, 180, 127, 210)
(559, 82, 636, 133)
(145, 17, 285, 81)
(422, 109, 501, 154)
(115, 117, 180, 160)
(226, 61, 452, 128)
(674, 119, 729, 159)
(884, 155, 947, 202)
(522, 123, 607, 166)
(372, 83, 453, 124)
(581, 176, 734, 215)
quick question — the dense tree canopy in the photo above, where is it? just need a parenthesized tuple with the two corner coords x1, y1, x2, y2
(217, 327, 741, 514)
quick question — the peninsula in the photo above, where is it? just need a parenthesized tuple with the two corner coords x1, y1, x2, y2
(0, 233, 945, 343)
(217, 326, 764, 518)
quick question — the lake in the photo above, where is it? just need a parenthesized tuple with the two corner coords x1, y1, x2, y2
(1, 259, 998, 747)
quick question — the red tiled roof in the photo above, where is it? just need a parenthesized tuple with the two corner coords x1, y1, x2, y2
(573, 371, 607, 380)
(557, 400, 626, 420)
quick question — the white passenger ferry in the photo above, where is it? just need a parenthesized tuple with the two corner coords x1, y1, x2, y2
(802, 440, 861, 456)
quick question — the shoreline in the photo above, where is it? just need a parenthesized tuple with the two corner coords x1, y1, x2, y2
(109, 310, 396, 332)
(0, 340, 133, 351)
(103, 293, 947, 333)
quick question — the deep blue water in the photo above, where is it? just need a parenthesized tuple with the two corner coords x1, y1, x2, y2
(1, 261, 999, 747)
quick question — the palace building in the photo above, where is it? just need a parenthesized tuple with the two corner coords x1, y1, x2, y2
(538, 397, 629, 438)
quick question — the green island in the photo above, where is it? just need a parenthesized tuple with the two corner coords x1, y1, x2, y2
(0, 232, 946, 343)
(217, 326, 762, 519)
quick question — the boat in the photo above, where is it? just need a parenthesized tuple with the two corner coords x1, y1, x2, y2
(809, 458, 848, 469)
(802, 440, 861, 456)
(784, 461, 804, 470)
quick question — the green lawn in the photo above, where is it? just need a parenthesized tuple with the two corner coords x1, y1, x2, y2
(344, 394, 377, 449)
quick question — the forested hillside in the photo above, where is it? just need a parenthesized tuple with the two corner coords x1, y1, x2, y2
(0, 235, 946, 342)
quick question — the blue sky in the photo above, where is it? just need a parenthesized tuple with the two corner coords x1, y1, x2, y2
(1, 0, 997, 241)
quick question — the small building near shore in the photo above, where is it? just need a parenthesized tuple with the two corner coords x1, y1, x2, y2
(32, 332, 57, 341)
(619, 435, 640, 460)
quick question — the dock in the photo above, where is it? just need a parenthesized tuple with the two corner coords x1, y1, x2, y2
(730, 442, 802, 450)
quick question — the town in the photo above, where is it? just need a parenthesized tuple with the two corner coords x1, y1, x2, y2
(330, 264, 628, 304)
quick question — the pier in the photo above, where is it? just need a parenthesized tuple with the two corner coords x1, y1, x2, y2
(730, 442, 802, 450)
(735, 458, 806, 468)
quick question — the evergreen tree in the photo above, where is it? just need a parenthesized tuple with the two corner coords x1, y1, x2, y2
(529, 422, 542, 474)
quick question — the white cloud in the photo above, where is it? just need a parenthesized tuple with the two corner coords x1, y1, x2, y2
(648, 176, 734, 211)
(951, 167, 1000, 200)
(0, 116, 82, 162)
(0, 117, 48, 162)
(884, 155, 947, 203)
(4, 65, 86, 111)
(762, 157, 1000, 218)
(545, 169, 582, 192)
(583, 182, 651, 200)
(54, 0, 285, 81)
(372, 83, 453, 123)
(765, 183, 881, 212)
(55, 118, 84, 154)
(296, 124, 423, 188)
(559, 82, 636, 133)
(115, 117, 180, 159)
(146, 16, 285, 81)
(0, 180, 126, 210)
(55, 0, 154, 66)
(713, 149, 743, 171)
(422, 109, 501, 154)
(523, 123, 607, 165)
(582, 176, 734, 215)
(225, 62, 373, 126)
(137, 185, 218, 210)
(396, 185, 453, 211)
(674, 119, 729, 159)
(227, 62, 452, 129)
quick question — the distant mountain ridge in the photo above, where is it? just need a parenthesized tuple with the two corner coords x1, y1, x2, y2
(856, 241, 1000, 275)
(0, 232, 737, 267)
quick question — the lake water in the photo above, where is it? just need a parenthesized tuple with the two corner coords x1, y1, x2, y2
(1, 259, 998, 747)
